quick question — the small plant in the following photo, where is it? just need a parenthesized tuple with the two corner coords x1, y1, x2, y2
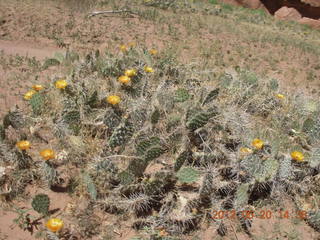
(31, 194, 50, 215)
(12, 207, 40, 233)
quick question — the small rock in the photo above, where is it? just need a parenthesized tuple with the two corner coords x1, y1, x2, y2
(241, 0, 263, 9)
(301, 0, 320, 7)
(298, 17, 320, 29)
(274, 7, 302, 21)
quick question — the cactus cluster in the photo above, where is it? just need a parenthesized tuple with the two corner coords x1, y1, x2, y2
(2, 40, 320, 239)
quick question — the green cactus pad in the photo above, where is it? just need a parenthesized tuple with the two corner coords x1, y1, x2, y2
(109, 121, 134, 148)
(118, 171, 135, 185)
(135, 137, 160, 156)
(186, 111, 214, 131)
(31, 194, 50, 215)
(86, 90, 99, 108)
(104, 110, 121, 130)
(30, 92, 44, 116)
(202, 88, 220, 105)
(174, 88, 190, 102)
(234, 183, 249, 209)
(174, 150, 190, 172)
(63, 110, 80, 124)
(151, 108, 161, 125)
(127, 158, 148, 177)
(144, 146, 165, 162)
(176, 167, 200, 183)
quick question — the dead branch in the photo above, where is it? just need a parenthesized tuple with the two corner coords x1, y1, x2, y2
(87, 9, 138, 18)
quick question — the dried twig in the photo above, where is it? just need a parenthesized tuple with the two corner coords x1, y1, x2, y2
(87, 9, 137, 18)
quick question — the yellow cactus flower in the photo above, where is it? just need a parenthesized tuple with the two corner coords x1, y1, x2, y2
(124, 69, 137, 77)
(119, 44, 128, 52)
(251, 138, 264, 150)
(158, 229, 168, 237)
(276, 94, 285, 100)
(24, 90, 36, 100)
(144, 66, 154, 73)
(32, 85, 44, 91)
(55, 79, 68, 89)
(291, 151, 304, 162)
(149, 49, 158, 55)
(40, 149, 55, 160)
(240, 147, 253, 154)
(16, 140, 31, 151)
(46, 218, 64, 232)
(128, 42, 136, 47)
(118, 75, 131, 84)
(106, 95, 121, 105)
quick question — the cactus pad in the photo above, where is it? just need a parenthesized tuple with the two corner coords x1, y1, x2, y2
(176, 167, 200, 183)
(31, 194, 50, 215)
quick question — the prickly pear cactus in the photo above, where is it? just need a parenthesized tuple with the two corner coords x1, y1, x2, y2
(104, 109, 121, 131)
(94, 158, 119, 174)
(202, 88, 220, 105)
(63, 110, 80, 124)
(234, 183, 249, 209)
(86, 90, 99, 108)
(135, 137, 160, 156)
(127, 158, 148, 178)
(151, 108, 161, 125)
(109, 121, 134, 148)
(0, 124, 5, 141)
(118, 170, 135, 185)
(174, 88, 190, 102)
(144, 145, 165, 162)
(31, 194, 50, 215)
(186, 111, 214, 131)
(278, 155, 293, 180)
(176, 167, 200, 183)
(306, 210, 320, 232)
(16, 150, 32, 169)
(174, 150, 190, 172)
(30, 92, 44, 116)
(199, 171, 215, 205)
(3, 108, 24, 129)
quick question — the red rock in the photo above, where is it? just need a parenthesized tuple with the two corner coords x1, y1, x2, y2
(298, 17, 320, 29)
(274, 7, 302, 21)
(301, 0, 320, 8)
(240, 0, 263, 9)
